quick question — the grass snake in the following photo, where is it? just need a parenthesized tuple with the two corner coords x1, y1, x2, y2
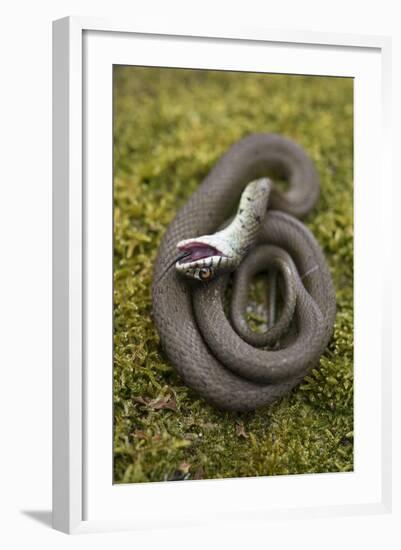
(152, 133, 336, 411)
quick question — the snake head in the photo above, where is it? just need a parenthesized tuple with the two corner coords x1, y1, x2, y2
(175, 234, 236, 282)
(175, 178, 271, 282)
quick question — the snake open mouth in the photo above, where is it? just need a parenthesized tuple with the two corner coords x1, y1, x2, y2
(177, 241, 223, 264)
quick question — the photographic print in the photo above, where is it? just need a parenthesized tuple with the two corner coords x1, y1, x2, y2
(113, 66, 353, 484)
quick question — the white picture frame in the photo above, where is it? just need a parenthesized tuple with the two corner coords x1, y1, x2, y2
(52, 16, 392, 534)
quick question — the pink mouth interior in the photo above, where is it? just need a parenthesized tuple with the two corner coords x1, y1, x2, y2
(178, 242, 221, 263)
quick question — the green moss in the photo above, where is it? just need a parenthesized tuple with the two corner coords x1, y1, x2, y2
(113, 66, 353, 483)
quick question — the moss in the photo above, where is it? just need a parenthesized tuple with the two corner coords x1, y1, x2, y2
(113, 66, 353, 483)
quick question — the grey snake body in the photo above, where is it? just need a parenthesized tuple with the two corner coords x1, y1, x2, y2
(152, 133, 336, 411)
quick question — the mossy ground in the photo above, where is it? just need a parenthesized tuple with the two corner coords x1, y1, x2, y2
(113, 66, 353, 483)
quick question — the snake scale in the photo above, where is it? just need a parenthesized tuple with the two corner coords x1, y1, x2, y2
(152, 133, 336, 411)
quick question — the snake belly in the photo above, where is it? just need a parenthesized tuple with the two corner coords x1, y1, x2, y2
(151, 133, 336, 411)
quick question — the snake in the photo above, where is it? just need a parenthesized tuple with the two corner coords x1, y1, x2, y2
(151, 133, 336, 412)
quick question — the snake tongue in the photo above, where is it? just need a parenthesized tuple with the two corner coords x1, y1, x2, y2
(177, 241, 221, 263)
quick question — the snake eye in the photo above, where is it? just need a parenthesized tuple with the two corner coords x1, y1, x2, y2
(199, 267, 213, 281)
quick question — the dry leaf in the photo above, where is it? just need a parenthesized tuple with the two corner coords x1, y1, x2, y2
(235, 422, 249, 439)
(194, 466, 204, 480)
(133, 394, 177, 411)
(150, 396, 177, 411)
(133, 396, 150, 406)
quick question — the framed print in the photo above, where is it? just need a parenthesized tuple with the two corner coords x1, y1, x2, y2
(52, 16, 392, 534)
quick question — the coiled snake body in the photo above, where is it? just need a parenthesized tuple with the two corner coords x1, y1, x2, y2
(152, 134, 336, 411)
